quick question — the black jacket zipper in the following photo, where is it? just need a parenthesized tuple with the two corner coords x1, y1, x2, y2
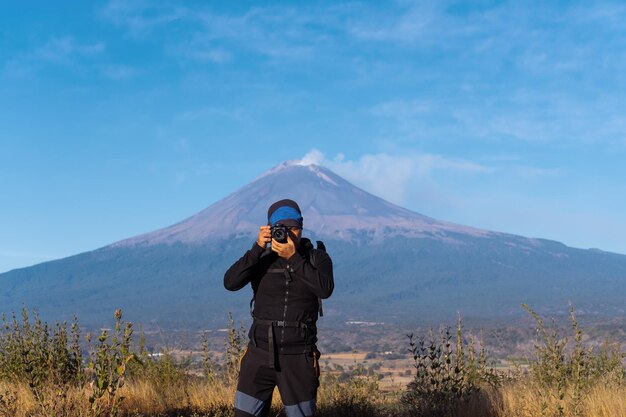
(279, 265, 293, 352)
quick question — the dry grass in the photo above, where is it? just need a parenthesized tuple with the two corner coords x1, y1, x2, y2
(496, 381, 626, 417)
(2, 377, 626, 417)
(2, 306, 624, 417)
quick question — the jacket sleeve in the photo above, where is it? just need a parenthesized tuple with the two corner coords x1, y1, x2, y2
(288, 249, 334, 299)
(224, 242, 265, 291)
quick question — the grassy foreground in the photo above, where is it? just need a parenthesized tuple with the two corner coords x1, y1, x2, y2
(1, 378, 625, 417)
(0, 307, 624, 417)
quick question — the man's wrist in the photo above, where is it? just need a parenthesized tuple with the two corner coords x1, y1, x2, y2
(251, 241, 265, 256)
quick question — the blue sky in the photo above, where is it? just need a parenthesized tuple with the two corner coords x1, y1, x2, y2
(2, 0, 626, 273)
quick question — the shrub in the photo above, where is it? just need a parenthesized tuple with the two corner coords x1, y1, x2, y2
(401, 315, 499, 417)
(318, 360, 382, 417)
(85, 309, 136, 417)
(521, 304, 626, 417)
(0, 308, 83, 387)
(0, 307, 84, 416)
(223, 312, 247, 386)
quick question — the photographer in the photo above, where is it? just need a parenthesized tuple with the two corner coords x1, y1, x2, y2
(224, 199, 334, 417)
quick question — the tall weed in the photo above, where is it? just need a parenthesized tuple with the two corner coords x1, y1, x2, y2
(402, 315, 499, 417)
(520, 304, 625, 417)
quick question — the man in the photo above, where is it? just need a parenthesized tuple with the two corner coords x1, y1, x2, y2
(224, 199, 334, 417)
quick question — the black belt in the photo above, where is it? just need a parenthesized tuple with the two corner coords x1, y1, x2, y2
(252, 316, 309, 369)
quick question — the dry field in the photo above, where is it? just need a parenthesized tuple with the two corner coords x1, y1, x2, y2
(1, 307, 624, 416)
(320, 351, 413, 391)
(2, 372, 625, 417)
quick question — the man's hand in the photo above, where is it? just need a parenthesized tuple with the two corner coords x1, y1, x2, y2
(256, 225, 272, 249)
(271, 234, 297, 259)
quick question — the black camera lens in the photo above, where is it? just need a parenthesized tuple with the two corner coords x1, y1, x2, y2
(271, 225, 288, 243)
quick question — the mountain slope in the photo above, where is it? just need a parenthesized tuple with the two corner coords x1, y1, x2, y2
(114, 161, 491, 246)
(1, 161, 625, 328)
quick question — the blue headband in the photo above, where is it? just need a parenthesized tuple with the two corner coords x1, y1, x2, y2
(269, 206, 303, 226)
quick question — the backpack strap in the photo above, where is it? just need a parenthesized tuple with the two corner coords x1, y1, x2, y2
(311, 241, 327, 317)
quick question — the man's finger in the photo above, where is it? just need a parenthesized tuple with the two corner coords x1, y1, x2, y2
(271, 240, 283, 248)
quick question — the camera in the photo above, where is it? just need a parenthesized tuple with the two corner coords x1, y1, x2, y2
(271, 224, 289, 244)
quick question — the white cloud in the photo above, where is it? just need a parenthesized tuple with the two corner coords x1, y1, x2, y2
(299, 149, 561, 207)
(299, 149, 325, 165)
(346, 1, 444, 44)
(33, 37, 105, 65)
(299, 149, 494, 204)
(4, 37, 106, 77)
(101, 0, 187, 36)
(100, 1, 326, 63)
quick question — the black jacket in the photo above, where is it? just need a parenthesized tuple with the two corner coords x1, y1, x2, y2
(224, 238, 334, 354)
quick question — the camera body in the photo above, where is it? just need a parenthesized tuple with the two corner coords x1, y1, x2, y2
(271, 223, 289, 244)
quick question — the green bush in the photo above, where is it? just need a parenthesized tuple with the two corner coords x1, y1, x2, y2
(319, 360, 382, 416)
(0, 308, 83, 388)
(402, 315, 499, 417)
(522, 304, 626, 417)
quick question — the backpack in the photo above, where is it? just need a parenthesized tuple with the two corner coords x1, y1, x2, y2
(310, 240, 327, 317)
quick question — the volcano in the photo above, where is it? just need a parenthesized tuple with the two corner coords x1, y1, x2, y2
(2, 161, 625, 328)
(114, 160, 490, 246)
